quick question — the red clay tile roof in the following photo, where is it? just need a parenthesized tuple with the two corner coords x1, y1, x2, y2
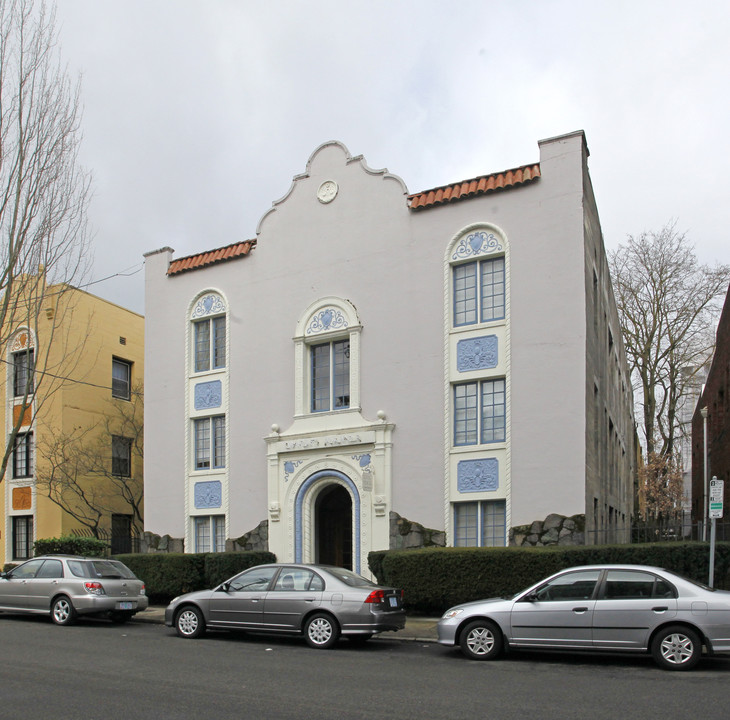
(408, 163, 541, 210)
(167, 239, 256, 276)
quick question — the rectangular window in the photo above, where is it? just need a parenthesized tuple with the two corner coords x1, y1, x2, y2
(112, 358, 131, 400)
(13, 432, 33, 478)
(481, 379, 506, 443)
(194, 416, 226, 470)
(454, 383, 478, 445)
(111, 514, 133, 555)
(453, 257, 505, 326)
(454, 500, 506, 547)
(13, 349, 34, 397)
(12, 515, 34, 560)
(195, 515, 225, 552)
(111, 436, 132, 477)
(311, 340, 350, 412)
(194, 317, 226, 373)
(454, 379, 506, 446)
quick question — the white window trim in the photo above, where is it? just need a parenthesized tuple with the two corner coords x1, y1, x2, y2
(293, 297, 362, 417)
(443, 224, 512, 546)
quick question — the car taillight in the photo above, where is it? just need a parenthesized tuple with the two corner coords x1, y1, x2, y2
(84, 582, 106, 596)
(141, 584, 146, 596)
(364, 590, 386, 604)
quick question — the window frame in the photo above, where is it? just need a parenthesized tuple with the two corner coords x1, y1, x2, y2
(12, 432, 33, 478)
(111, 435, 132, 477)
(453, 500, 506, 547)
(12, 515, 34, 561)
(453, 378, 506, 446)
(13, 348, 35, 397)
(310, 338, 351, 413)
(453, 256, 505, 327)
(193, 415, 226, 470)
(194, 515, 226, 553)
(112, 358, 132, 400)
(193, 315, 226, 373)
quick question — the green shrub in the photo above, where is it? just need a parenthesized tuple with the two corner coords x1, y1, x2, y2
(34, 536, 108, 558)
(114, 553, 207, 603)
(113, 551, 276, 604)
(369, 542, 730, 615)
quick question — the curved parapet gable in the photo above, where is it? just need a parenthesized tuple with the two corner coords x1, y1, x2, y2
(256, 141, 408, 235)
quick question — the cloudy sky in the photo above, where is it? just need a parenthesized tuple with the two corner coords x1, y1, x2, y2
(51, 0, 730, 315)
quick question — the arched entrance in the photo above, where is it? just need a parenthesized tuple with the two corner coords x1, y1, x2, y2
(315, 485, 352, 569)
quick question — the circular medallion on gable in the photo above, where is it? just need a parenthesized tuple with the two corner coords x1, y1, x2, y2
(317, 180, 338, 204)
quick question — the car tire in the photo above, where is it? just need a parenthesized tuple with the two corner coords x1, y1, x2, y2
(175, 606, 206, 639)
(459, 620, 503, 661)
(651, 625, 702, 671)
(304, 613, 340, 649)
(51, 596, 77, 626)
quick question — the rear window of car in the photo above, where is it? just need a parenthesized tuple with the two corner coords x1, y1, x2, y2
(323, 567, 377, 588)
(67, 560, 137, 579)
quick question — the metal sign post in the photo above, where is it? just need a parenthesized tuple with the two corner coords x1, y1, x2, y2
(709, 477, 724, 587)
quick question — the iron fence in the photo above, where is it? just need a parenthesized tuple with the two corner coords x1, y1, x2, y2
(586, 521, 730, 545)
(71, 526, 141, 555)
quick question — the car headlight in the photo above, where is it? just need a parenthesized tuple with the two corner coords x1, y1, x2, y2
(442, 608, 464, 619)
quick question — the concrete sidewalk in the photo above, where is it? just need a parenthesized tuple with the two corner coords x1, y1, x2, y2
(133, 605, 439, 642)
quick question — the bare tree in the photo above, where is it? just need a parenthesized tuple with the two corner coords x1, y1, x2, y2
(0, 0, 92, 483)
(609, 222, 730, 459)
(34, 384, 144, 537)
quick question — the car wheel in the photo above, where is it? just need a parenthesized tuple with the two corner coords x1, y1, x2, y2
(304, 613, 340, 649)
(651, 625, 702, 670)
(51, 596, 77, 626)
(459, 620, 503, 661)
(176, 606, 206, 639)
(109, 611, 133, 624)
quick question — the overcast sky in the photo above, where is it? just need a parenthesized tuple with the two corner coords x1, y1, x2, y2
(51, 0, 730, 316)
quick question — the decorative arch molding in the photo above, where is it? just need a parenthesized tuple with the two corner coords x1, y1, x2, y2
(9, 327, 35, 353)
(294, 469, 362, 574)
(295, 296, 361, 339)
(189, 289, 227, 320)
(445, 222, 509, 265)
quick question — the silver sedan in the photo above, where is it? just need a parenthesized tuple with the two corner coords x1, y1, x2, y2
(165, 563, 406, 648)
(437, 564, 730, 670)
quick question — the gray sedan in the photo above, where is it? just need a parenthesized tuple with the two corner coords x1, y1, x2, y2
(165, 563, 406, 648)
(437, 564, 730, 670)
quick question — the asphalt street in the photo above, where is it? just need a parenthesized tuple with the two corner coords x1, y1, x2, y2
(1, 613, 729, 720)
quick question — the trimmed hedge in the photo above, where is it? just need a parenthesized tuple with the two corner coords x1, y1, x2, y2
(34, 536, 108, 558)
(369, 542, 730, 615)
(114, 551, 276, 603)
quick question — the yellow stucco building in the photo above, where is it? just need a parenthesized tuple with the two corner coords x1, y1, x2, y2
(2, 282, 144, 566)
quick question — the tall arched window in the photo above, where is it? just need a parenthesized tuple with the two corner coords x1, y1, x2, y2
(190, 292, 226, 373)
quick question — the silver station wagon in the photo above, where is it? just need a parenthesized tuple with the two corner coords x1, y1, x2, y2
(165, 563, 406, 648)
(0, 555, 148, 625)
(438, 564, 730, 670)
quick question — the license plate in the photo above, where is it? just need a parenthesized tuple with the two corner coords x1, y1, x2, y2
(389, 597, 398, 608)
(117, 602, 133, 610)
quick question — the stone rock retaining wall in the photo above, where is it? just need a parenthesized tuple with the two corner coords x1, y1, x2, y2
(390, 511, 446, 549)
(510, 513, 586, 546)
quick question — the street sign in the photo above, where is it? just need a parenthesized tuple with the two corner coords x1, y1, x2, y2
(710, 477, 724, 519)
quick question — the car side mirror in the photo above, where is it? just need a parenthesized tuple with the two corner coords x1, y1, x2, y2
(218, 582, 230, 593)
(523, 591, 539, 602)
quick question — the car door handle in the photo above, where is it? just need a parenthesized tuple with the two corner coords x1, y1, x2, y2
(652, 606, 668, 613)
(572, 607, 588, 614)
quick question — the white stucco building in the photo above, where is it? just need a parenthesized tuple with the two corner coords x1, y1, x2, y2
(143, 130, 634, 572)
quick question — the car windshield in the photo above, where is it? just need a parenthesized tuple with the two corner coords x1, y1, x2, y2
(322, 567, 378, 588)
